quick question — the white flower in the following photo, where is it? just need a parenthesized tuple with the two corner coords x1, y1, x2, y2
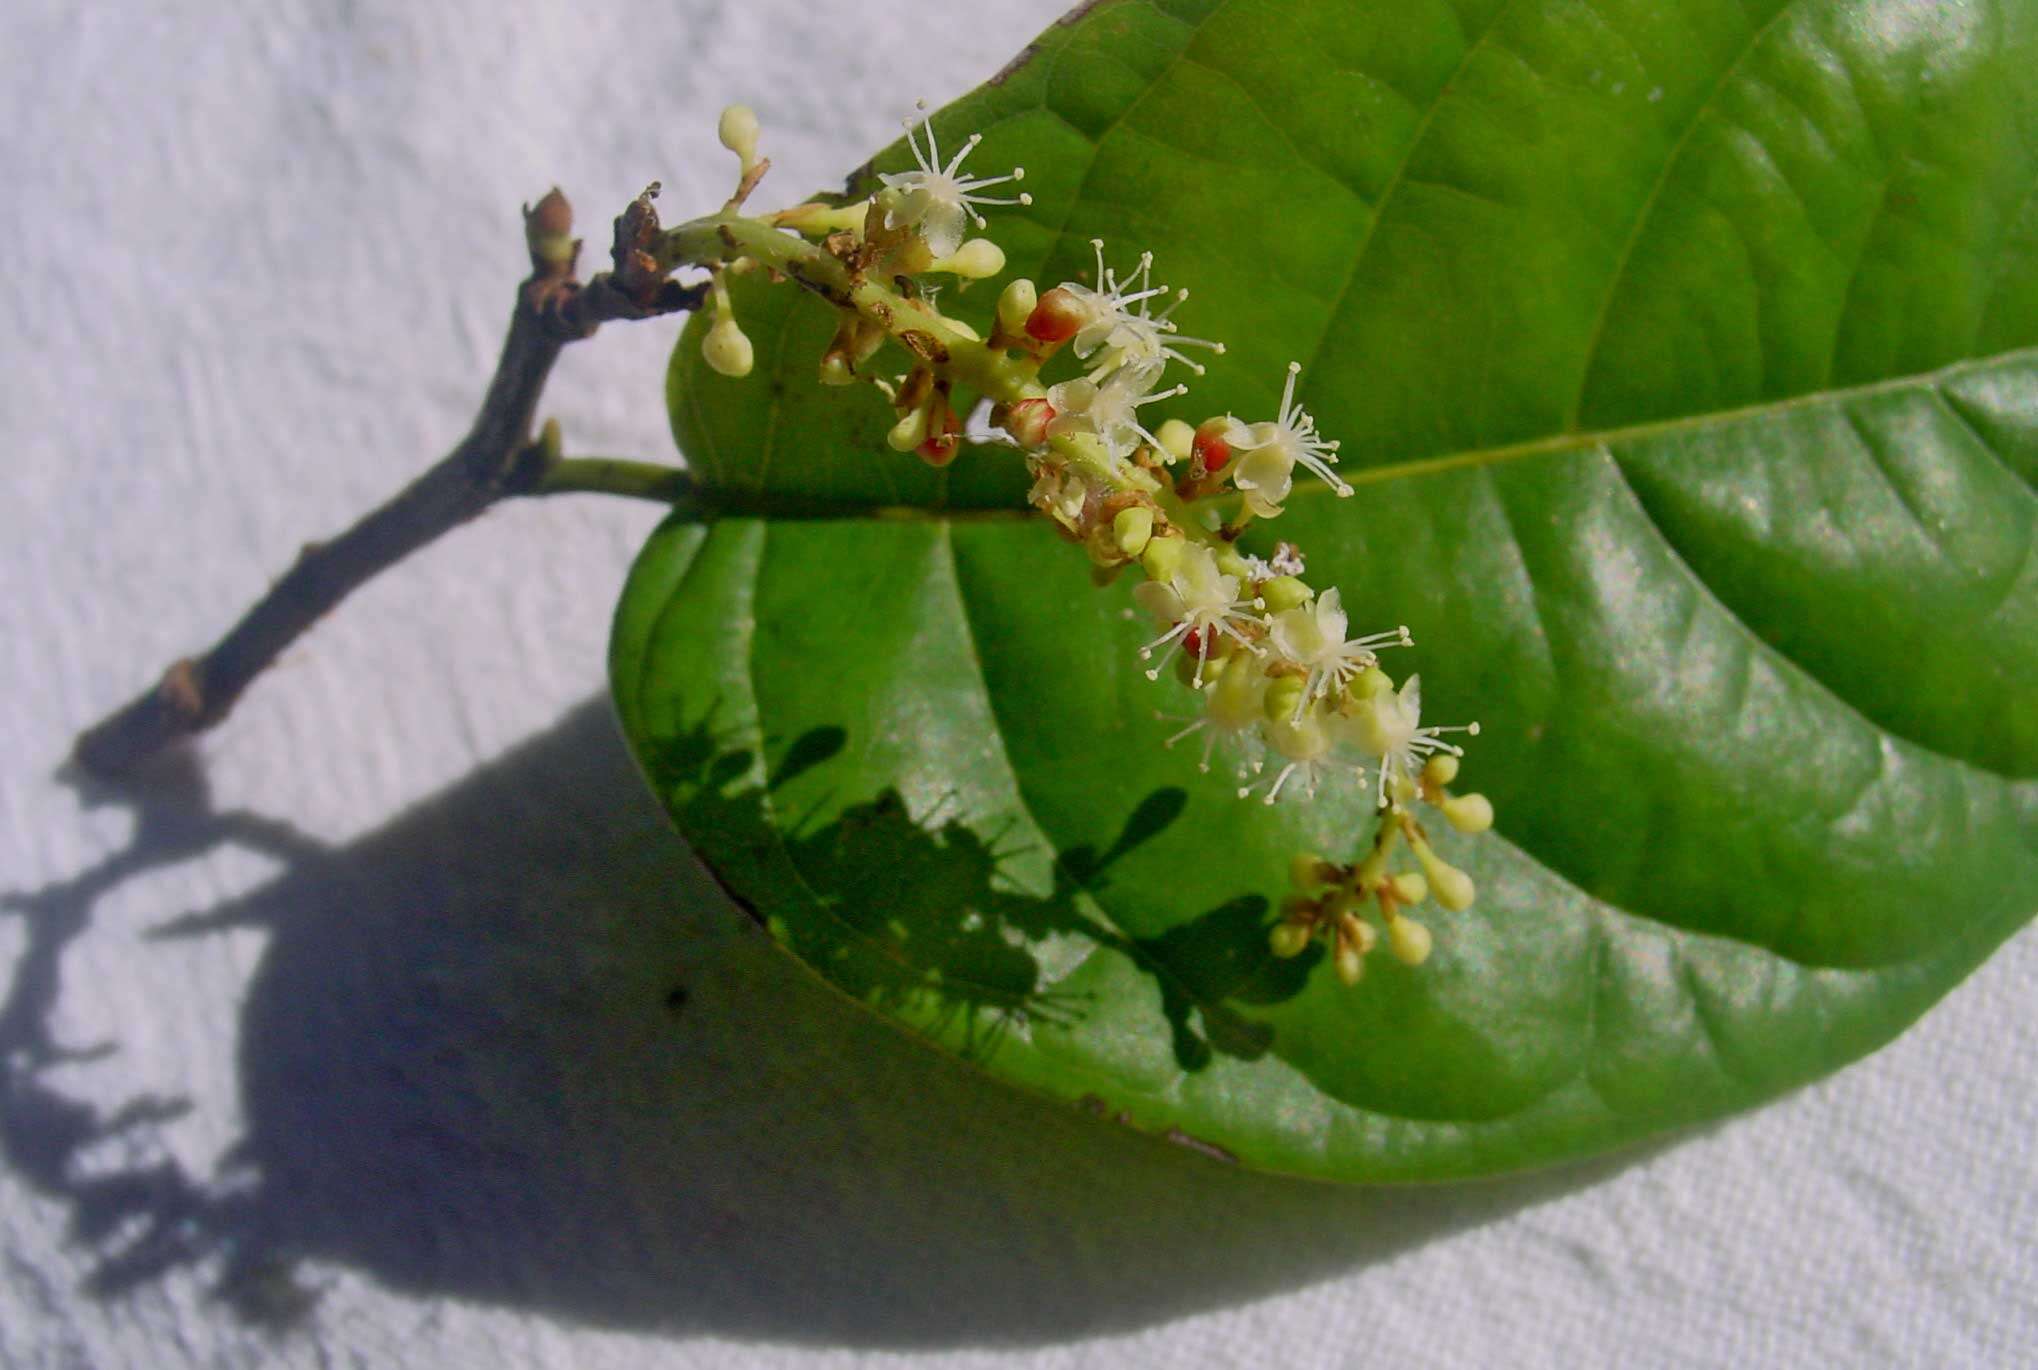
(1226, 362, 1352, 516)
(1243, 707, 1359, 806)
(878, 104, 1030, 259)
(1266, 588, 1410, 718)
(1132, 542, 1260, 685)
(1162, 651, 1266, 776)
(1343, 673, 1480, 808)
(1046, 362, 1185, 459)
(1057, 240, 1225, 378)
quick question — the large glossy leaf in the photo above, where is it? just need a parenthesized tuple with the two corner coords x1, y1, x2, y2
(613, 0, 2038, 1181)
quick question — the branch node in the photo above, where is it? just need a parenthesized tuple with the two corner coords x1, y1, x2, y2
(611, 187, 669, 303)
(159, 659, 207, 723)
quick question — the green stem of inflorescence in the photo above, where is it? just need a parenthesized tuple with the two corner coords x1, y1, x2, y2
(535, 457, 700, 505)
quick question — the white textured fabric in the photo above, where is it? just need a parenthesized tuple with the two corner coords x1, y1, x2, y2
(3, 3, 2033, 1367)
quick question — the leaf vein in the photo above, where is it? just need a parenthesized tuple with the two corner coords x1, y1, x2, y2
(1931, 382, 2038, 501)
(1603, 447, 2016, 784)
(1566, 0, 1805, 430)
(1294, 0, 1527, 384)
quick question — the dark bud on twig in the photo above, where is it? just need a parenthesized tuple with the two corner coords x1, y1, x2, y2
(525, 188, 578, 276)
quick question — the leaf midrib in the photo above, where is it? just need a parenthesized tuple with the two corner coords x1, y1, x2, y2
(1305, 347, 2038, 501)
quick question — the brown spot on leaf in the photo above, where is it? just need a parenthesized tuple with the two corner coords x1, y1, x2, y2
(1073, 1096, 1241, 1166)
(991, 0, 1126, 87)
(1162, 1126, 1239, 1166)
(988, 43, 1041, 86)
(1058, 0, 1117, 23)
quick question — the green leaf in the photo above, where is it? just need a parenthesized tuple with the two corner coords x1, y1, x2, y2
(613, 0, 2038, 1181)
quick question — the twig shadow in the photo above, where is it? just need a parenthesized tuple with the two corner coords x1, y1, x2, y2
(3, 698, 1664, 1349)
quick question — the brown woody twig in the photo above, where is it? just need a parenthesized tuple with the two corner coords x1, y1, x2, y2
(72, 186, 705, 776)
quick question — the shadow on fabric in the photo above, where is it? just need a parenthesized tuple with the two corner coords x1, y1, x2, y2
(2, 698, 1663, 1349)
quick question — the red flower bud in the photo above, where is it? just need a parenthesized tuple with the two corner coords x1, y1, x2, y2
(917, 406, 963, 466)
(1024, 287, 1084, 343)
(1003, 397, 1055, 447)
(1192, 419, 1232, 474)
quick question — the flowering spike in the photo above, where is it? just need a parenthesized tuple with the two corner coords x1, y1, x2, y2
(673, 100, 1498, 994)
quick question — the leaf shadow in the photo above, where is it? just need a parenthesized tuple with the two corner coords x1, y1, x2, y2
(641, 708, 1305, 1076)
(2, 698, 1670, 1349)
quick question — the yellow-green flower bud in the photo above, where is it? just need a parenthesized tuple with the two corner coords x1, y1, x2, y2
(1156, 418, 1195, 465)
(938, 239, 1006, 279)
(1334, 942, 1365, 987)
(717, 105, 761, 169)
(1350, 665, 1395, 702)
(887, 404, 931, 451)
(996, 278, 1038, 333)
(1386, 914, 1433, 967)
(1289, 853, 1333, 890)
(1113, 507, 1155, 559)
(1441, 791, 1494, 834)
(1264, 677, 1308, 724)
(1410, 835, 1476, 912)
(1269, 922, 1312, 959)
(702, 316, 754, 378)
(1139, 533, 1185, 584)
(1344, 912, 1379, 954)
(1389, 871, 1428, 905)
(1423, 754, 1460, 787)
(1258, 576, 1312, 613)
